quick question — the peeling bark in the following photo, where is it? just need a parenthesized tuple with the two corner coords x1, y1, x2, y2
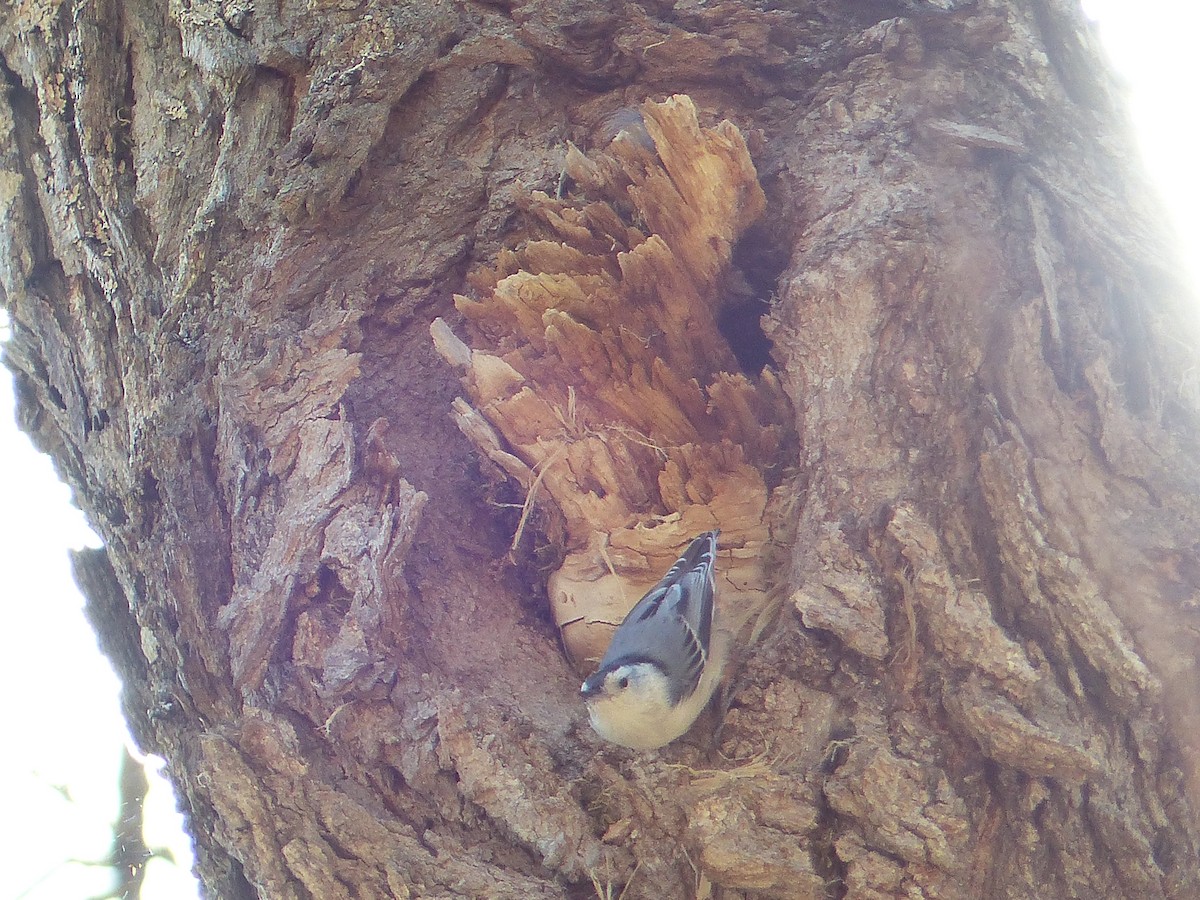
(4, 1, 1200, 898)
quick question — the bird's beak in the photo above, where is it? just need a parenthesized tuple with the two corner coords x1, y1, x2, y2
(580, 677, 600, 699)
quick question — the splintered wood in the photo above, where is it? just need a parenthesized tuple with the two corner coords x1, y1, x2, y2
(433, 95, 788, 669)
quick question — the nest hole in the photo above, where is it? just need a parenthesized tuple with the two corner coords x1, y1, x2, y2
(718, 297, 773, 375)
(719, 220, 791, 375)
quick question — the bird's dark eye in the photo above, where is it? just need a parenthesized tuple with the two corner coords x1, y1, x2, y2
(617, 676, 630, 689)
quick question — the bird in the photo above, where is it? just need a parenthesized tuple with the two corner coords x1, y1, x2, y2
(580, 530, 727, 749)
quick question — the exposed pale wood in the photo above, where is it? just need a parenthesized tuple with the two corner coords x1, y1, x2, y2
(436, 96, 788, 670)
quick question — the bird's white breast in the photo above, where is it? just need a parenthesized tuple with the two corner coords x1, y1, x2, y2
(587, 691, 689, 750)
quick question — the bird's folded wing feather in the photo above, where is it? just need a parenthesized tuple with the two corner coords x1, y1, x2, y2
(601, 532, 717, 701)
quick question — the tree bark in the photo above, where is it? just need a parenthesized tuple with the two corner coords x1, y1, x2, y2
(4, 1, 1200, 898)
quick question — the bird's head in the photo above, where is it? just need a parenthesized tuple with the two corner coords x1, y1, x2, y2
(580, 659, 671, 709)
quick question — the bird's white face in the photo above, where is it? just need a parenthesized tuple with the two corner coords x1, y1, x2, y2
(581, 662, 677, 749)
(591, 662, 668, 704)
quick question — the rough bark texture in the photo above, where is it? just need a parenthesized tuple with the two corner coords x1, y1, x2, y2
(3, 1, 1200, 898)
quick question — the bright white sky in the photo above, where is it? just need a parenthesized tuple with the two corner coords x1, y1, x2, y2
(0, 5, 1195, 898)
(0, 345, 198, 897)
(1082, 0, 1200, 288)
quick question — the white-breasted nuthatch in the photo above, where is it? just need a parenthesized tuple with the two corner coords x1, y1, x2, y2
(580, 531, 727, 749)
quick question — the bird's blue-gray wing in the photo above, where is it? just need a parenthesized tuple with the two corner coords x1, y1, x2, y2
(597, 531, 718, 702)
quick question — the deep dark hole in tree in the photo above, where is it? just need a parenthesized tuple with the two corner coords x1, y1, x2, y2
(720, 221, 789, 375)
(718, 297, 773, 375)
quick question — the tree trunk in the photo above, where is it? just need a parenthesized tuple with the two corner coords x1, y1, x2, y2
(4, 1, 1200, 897)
